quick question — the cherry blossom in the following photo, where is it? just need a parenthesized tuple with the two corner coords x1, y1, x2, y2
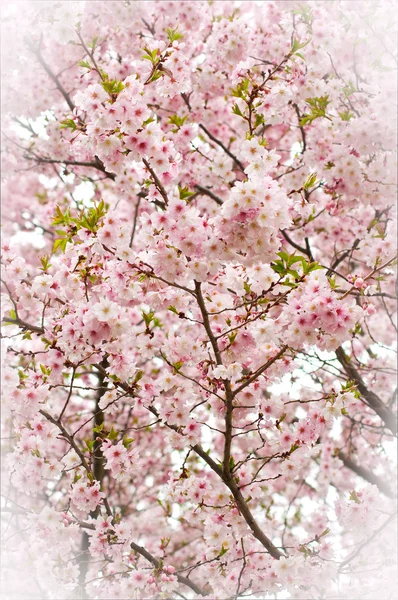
(1, 1, 396, 599)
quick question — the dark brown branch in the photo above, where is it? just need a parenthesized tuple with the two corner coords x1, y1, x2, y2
(292, 103, 306, 153)
(194, 184, 223, 206)
(96, 361, 283, 560)
(194, 281, 223, 366)
(129, 197, 142, 248)
(281, 229, 313, 260)
(25, 154, 116, 181)
(338, 451, 395, 498)
(335, 347, 397, 435)
(2, 317, 44, 335)
(39, 409, 91, 473)
(194, 282, 234, 476)
(198, 124, 245, 172)
(75, 29, 105, 82)
(79, 361, 108, 597)
(28, 41, 76, 112)
(130, 542, 207, 596)
(193, 444, 283, 560)
(142, 158, 169, 205)
(233, 346, 289, 396)
(329, 239, 361, 275)
(77, 513, 207, 596)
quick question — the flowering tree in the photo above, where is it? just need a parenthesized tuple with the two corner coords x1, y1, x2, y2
(1, 1, 397, 599)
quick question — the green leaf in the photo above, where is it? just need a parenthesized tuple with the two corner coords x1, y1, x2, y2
(293, 4, 314, 26)
(254, 113, 265, 129)
(108, 427, 118, 441)
(85, 439, 94, 451)
(298, 544, 310, 558)
(40, 364, 51, 376)
(142, 46, 160, 63)
(147, 69, 163, 83)
(166, 27, 183, 43)
(303, 172, 317, 190)
(52, 238, 68, 253)
(342, 81, 357, 98)
(219, 545, 229, 557)
(232, 103, 243, 117)
(231, 79, 249, 99)
(142, 310, 155, 327)
(52, 206, 72, 226)
(78, 60, 91, 69)
(134, 370, 143, 383)
(339, 110, 354, 121)
(101, 79, 125, 97)
(88, 36, 99, 50)
(304, 261, 324, 274)
(318, 527, 330, 539)
(60, 118, 77, 132)
(40, 255, 52, 272)
(299, 95, 331, 126)
(168, 114, 188, 128)
(227, 331, 237, 345)
(178, 185, 194, 200)
(349, 490, 361, 504)
(122, 436, 134, 448)
(290, 37, 310, 56)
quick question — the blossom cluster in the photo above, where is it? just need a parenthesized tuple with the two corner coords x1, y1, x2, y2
(1, 1, 396, 599)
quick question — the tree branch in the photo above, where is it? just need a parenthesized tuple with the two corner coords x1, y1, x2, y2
(142, 158, 169, 205)
(194, 184, 223, 206)
(198, 124, 245, 172)
(335, 346, 397, 434)
(338, 451, 395, 498)
(233, 346, 289, 396)
(28, 41, 76, 112)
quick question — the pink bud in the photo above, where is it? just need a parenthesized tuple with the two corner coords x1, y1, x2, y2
(166, 565, 175, 573)
(354, 277, 364, 289)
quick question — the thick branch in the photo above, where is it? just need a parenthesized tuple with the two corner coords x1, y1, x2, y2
(193, 444, 283, 559)
(2, 317, 44, 335)
(338, 451, 395, 498)
(194, 184, 223, 206)
(281, 229, 313, 260)
(130, 542, 207, 597)
(29, 42, 76, 112)
(25, 155, 116, 181)
(335, 346, 397, 434)
(329, 238, 360, 275)
(77, 505, 207, 596)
